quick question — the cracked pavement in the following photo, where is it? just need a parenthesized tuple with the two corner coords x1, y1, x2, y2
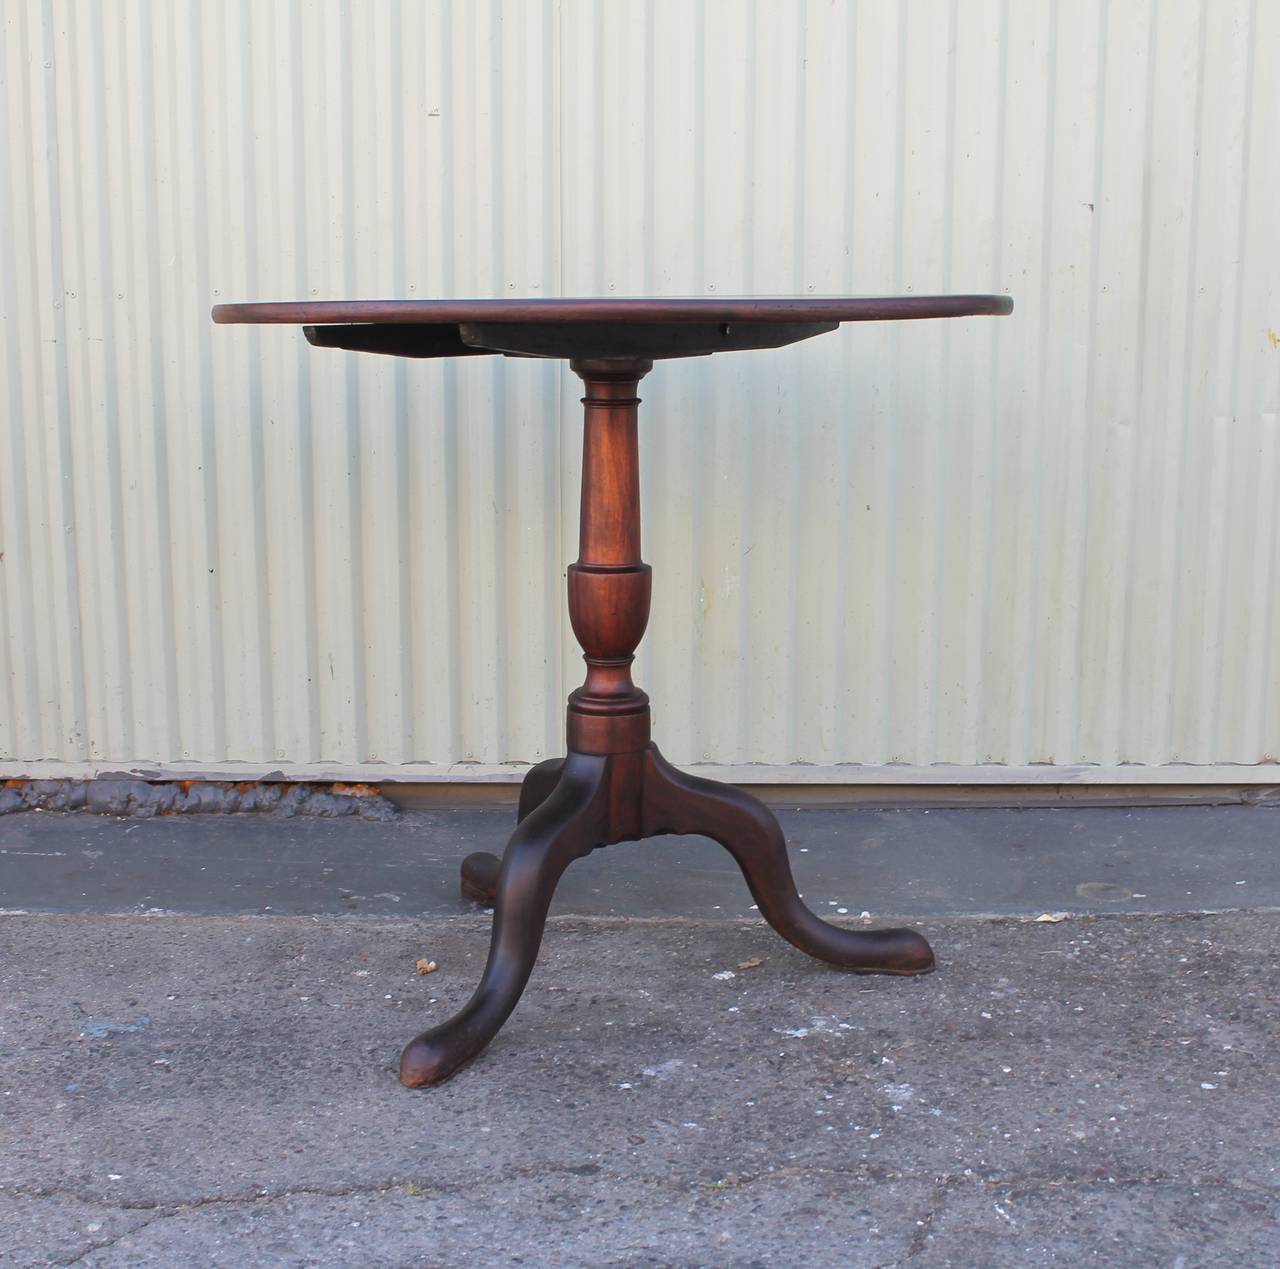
(1, 904, 1277, 1266)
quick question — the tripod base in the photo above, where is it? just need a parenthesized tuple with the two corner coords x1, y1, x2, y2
(399, 745, 934, 1088)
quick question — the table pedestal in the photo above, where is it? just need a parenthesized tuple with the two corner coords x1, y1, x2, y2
(399, 358, 934, 1088)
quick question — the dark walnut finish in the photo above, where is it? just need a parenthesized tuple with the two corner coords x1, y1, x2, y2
(213, 294, 1014, 1087)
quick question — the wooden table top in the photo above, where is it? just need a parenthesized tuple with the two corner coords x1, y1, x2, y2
(213, 295, 1013, 361)
(213, 295, 1013, 325)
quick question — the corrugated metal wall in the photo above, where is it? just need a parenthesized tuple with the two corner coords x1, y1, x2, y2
(2, 0, 1278, 780)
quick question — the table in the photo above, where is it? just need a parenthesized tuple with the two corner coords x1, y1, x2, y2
(212, 295, 1014, 1087)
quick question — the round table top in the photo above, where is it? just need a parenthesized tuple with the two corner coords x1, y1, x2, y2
(212, 294, 1013, 326)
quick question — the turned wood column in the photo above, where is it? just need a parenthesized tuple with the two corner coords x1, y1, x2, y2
(565, 358, 654, 756)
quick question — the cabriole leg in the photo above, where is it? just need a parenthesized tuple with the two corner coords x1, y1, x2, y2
(401, 754, 608, 1087)
(517, 757, 566, 823)
(640, 746, 935, 975)
(459, 758, 567, 906)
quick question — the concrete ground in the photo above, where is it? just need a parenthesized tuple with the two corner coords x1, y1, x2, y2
(1, 803, 1277, 1266)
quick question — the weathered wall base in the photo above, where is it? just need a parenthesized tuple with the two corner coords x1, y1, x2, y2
(2, 771, 1276, 816)
(0, 779, 399, 821)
